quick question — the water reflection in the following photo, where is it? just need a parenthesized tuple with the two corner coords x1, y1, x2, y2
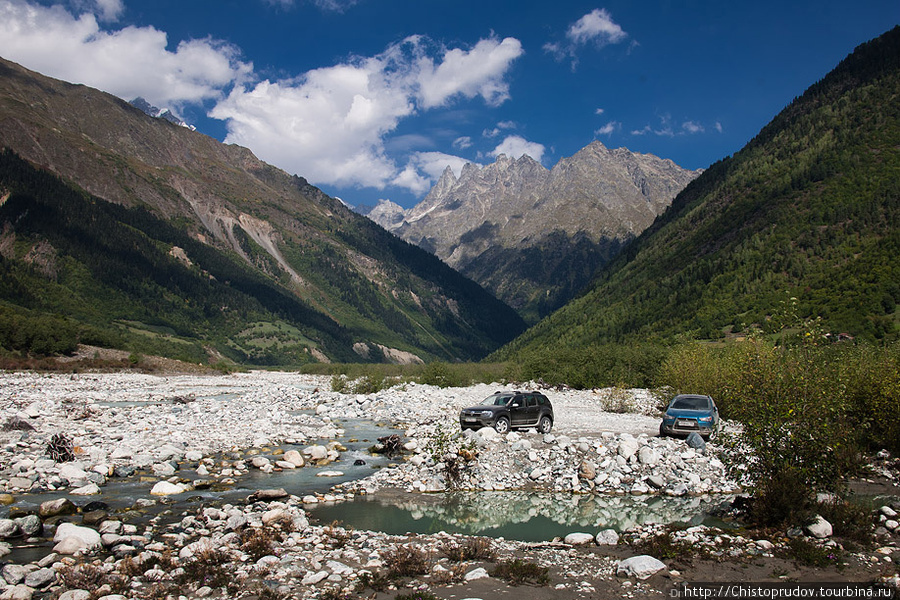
(310, 490, 733, 541)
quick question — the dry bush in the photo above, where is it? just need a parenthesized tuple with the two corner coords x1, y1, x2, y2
(440, 537, 495, 562)
(383, 544, 431, 579)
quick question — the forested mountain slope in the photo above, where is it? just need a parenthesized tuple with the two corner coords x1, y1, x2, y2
(0, 58, 525, 365)
(496, 26, 900, 360)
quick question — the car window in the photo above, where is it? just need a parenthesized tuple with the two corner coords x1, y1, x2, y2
(480, 395, 511, 406)
(671, 396, 710, 410)
(526, 396, 537, 408)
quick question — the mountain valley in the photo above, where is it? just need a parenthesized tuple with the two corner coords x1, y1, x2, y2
(363, 143, 700, 322)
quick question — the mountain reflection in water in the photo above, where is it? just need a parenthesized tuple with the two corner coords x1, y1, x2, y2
(309, 490, 733, 541)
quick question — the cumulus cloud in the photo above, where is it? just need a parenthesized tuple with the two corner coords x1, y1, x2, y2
(211, 35, 522, 192)
(545, 7, 627, 66)
(567, 8, 627, 46)
(93, 0, 124, 21)
(0, 0, 252, 108)
(416, 37, 523, 109)
(491, 135, 545, 163)
(0, 1, 522, 195)
(452, 136, 473, 149)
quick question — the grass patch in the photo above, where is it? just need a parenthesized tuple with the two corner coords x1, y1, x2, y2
(779, 538, 844, 568)
(489, 559, 550, 586)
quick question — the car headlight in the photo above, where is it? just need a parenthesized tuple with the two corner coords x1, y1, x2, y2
(699, 416, 713, 423)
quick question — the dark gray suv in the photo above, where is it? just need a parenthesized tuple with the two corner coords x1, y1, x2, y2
(459, 391, 553, 434)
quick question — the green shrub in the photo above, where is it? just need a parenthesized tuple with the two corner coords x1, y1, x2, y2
(331, 374, 349, 393)
(779, 537, 844, 568)
(815, 497, 873, 544)
(489, 559, 550, 586)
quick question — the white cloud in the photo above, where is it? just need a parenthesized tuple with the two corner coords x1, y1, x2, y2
(567, 9, 627, 46)
(715, 121, 724, 133)
(682, 120, 704, 134)
(416, 37, 523, 109)
(630, 125, 651, 136)
(0, 1, 522, 195)
(0, 0, 252, 108)
(632, 115, 711, 137)
(595, 121, 619, 136)
(264, 0, 359, 11)
(482, 120, 516, 138)
(414, 152, 473, 180)
(595, 107, 605, 115)
(391, 163, 432, 196)
(94, 0, 124, 21)
(452, 136, 473, 149)
(211, 35, 522, 192)
(546, 8, 627, 66)
(491, 135, 545, 163)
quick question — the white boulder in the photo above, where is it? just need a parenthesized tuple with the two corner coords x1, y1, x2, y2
(616, 555, 667, 579)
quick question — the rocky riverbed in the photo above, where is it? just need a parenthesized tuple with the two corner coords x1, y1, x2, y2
(0, 371, 897, 599)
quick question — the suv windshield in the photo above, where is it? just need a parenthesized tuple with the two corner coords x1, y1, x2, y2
(480, 394, 513, 406)
(671, 396, 710, 410)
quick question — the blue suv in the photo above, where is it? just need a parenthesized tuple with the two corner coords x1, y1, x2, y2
(659, 394, 719, 440)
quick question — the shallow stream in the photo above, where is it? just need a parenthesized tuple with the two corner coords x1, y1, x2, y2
(3, 417, 742, 563)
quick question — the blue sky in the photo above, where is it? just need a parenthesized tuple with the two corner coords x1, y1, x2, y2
(0, 1, 897, 209)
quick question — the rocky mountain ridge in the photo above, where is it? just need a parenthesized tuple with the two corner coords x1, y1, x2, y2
(365, 143, 700, 322)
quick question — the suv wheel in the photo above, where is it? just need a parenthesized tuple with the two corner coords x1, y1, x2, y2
(538, 416, 552, 434)
(494, 417, 510, 434)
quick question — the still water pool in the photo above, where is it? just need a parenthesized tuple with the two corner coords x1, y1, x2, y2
(308, 490, 734, 541)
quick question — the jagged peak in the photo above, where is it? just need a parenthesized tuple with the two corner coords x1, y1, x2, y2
(376, 198, 403, 209)
(438, 165, 457, 184)
(428, 165, 458, 199)
(459, 162, 481, 182)
(494, 153, 513, 168)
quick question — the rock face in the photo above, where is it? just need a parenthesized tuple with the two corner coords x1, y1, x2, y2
(364, 143, 700, 321)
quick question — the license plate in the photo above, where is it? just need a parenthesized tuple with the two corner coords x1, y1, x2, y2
(464, 418, 477, 422)
(677, 419, 696, 427)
